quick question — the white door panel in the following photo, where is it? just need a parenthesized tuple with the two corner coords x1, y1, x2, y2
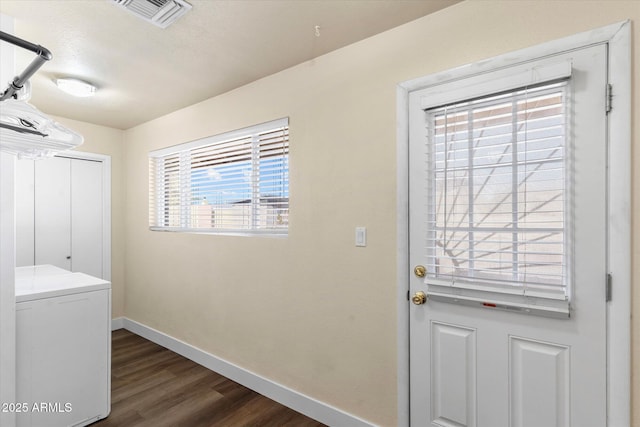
(71, 159, 103, 278)
(34, 156, 71, 270)
(409, 45, 607, 426)
(15, 159, 34, 267)
(509, 336, 570, 427)
(430, 321, 476, 427)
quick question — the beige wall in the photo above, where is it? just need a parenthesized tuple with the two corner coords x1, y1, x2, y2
(52, 116, 126, 319)
(113, 1, 637, 426)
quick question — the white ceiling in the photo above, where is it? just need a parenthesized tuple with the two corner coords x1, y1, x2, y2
(0, 0, 459, 129)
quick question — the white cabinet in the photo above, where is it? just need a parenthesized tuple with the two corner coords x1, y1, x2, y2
(16, 155, 107, 279)
(15, 265, 111, 427)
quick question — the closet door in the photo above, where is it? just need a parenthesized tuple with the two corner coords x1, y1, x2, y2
(17, 155, 105, 278)
(15, 160, 34, 267)
(34, 156, 71, 270)
(71, 159, 103, 278)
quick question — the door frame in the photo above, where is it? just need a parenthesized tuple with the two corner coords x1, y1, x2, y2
(396, 21, 631, 427)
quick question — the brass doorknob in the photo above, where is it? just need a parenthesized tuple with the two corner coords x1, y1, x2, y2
(414, 265, 426, 278)
(412, 291, 427, 305)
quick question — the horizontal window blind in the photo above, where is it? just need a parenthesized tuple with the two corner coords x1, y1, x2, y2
(149, 118, 289, 234)
(425, 82, 569, 299)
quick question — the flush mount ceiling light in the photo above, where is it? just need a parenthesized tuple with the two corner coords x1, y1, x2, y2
(55, 78, 96, 97)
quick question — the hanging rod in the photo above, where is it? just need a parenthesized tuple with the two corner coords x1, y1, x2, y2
(0, 30, 52, 101)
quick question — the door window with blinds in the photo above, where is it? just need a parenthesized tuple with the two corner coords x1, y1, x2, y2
(149, 118, 289, 235)
(423, 79, 571, 303)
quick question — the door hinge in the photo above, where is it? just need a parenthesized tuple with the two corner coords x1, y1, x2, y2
(606, 273, 612, 302)
(605, 84, 613, 114)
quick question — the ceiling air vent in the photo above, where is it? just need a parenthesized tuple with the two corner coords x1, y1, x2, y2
(112, 0, 192, 29)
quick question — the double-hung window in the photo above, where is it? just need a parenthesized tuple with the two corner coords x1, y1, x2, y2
(423, 74, 571, 304)
(149, 118, 289, 235)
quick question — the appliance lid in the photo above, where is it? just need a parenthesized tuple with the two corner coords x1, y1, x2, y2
(15, 265, 110, 302)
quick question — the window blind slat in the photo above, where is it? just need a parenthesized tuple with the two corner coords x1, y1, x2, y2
(149, 118, 289, 233)
(425, 81, 569, 295)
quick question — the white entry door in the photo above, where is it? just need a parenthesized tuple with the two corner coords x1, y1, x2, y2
(409, 44, 608, 426)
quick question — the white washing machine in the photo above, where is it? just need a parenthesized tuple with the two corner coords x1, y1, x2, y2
(15, 265, 111, 427)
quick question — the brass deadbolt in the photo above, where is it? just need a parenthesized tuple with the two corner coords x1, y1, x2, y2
(414, 265, 426, 278)
(412, 291, 427, 305)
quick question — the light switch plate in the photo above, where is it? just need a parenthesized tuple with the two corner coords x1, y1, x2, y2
(355, 227, 366, 247)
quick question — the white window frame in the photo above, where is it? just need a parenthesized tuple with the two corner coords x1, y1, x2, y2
(396, 21, 631, 427)
(149, 117, 289, 236)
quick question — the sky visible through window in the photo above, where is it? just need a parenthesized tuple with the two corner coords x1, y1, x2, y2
(190, 157, 289, 206)
(149, 119, 289, 232)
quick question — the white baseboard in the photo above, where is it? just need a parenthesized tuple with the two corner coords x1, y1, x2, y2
(119, 318, 374, 427)
(111, 317, 124, 331)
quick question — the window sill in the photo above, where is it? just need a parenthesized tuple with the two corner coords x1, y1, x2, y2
(149, 227, 288, 238)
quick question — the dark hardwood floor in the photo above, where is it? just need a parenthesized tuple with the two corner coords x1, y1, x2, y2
(93, 329, 326, 427)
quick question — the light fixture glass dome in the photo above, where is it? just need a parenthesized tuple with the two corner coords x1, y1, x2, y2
(55, 78, 96, 97)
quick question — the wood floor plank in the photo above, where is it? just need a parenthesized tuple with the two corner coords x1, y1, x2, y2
(93, 330, 326, 427)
